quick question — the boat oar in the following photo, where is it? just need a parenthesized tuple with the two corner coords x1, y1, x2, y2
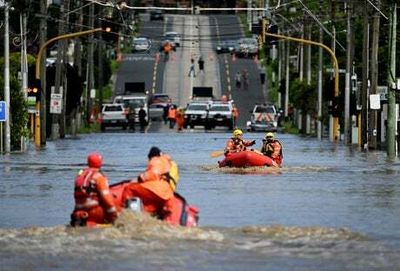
(210, 150, 225, 158)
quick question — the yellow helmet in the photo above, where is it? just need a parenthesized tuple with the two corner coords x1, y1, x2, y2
(233, 129, 243, 137)
(265, 132, 274, 139)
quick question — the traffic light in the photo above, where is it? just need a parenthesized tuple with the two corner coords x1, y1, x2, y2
(328, 96, 342, 118)
(27, 79, 41, 101)
(101, 19, 119, 43)
(265, 24, 278, 45)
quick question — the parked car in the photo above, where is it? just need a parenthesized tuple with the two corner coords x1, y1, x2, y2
(150, 10, 164, 21)
(205, 101, 234, 130)
(132, 37, 151, 52)
(149, 93, 171, 104)
(215, 40, 236, 54)
(164, 31, 181, 47)
(184, 101, 211, 128)
(149, 103, 166, 121)
(234, 38, 258, 57)
(99, 103, 128, 131)
(246, 104, 278, 132)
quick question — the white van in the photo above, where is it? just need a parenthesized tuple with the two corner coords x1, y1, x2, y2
(113, 95, 149, 123)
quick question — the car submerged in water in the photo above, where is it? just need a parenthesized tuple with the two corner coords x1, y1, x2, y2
(246, 104, 279, 132)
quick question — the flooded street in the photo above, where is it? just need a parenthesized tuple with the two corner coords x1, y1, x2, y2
(1, 131, 400, 270)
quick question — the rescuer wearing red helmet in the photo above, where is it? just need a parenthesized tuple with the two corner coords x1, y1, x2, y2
(70, 152, 118, 227)
(224, 128, 255, 155)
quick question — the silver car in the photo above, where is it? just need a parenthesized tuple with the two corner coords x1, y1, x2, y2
(234, 38, 258, 57)
(132, 37, 151, 52)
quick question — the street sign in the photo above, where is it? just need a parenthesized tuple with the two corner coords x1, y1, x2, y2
(376, 86, 388, 101)
(0, 101, 6, 122)
(50, 93, 62, 114)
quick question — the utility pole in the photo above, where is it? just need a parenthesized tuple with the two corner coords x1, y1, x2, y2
(87, 3, 95, 125)
(317, 0, 323, 140)
(285, 41, 290, 118)
(361, 1, 370, 149)
(387, 2, 397, 158)
(52, 2, 67, 140)
(4, 2, 10, 153)
(20, 11, 28, 151)
(369, 0, 380, 149)
(344, 1, 353, 144)
(39, 0, 47, 145)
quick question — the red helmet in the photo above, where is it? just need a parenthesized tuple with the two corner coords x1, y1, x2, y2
(87, 152, 103, 168)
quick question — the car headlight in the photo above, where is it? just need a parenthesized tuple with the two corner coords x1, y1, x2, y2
(216, 46, 221, 50)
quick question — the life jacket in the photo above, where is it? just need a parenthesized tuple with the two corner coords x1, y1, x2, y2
(168, 107, 177, 119)
(164, 42, 172, 53)
(225, 137, 250, 154)
(73, 168, 100, 210)
(71, 168, 118, 226)
(261, 140, 283, 166)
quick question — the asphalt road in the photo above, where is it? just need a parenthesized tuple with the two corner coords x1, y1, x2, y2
(115, 13, 268, 132)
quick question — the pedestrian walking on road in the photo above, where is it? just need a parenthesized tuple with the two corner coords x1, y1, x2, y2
(235, 71, 241, 90)
(188, 58, 196, 77)
(138, 106, 147, 132)
(198, 56, 205, 74)
(242, 69, 249, 90)
(168, 105, 177, 129)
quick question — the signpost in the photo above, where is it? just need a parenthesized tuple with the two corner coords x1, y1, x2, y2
(0, 101, 5, 122)
(0, 101, 6, 154)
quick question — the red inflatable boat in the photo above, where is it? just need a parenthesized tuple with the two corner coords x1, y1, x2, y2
(218, 150, 276, 168)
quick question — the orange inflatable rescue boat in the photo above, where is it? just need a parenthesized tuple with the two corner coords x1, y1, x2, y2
(218, 150, 276, 168)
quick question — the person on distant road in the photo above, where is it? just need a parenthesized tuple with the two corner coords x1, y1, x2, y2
(260, 132, 283, 167)
(138, 106, 147, 132)
(168, 105, 177, 129)
(224, 128, 255, 155)
(198, 56, 205, 74)
(163, 41, 173, 61)
(188, 58, 196, 77)
(235, 71, 241, 90)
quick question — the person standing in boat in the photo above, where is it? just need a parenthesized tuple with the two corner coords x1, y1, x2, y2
(122, 147, 179, 218)
(224, 129, 255, 155)
(70, 152, 118, 227)
(260, 132, 283, 167)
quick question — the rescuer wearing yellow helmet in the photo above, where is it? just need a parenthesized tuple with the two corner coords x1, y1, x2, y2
(260, 132, 283, 167)
(224, 128, 256, 155)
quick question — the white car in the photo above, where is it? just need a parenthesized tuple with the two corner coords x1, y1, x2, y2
(246, 104, 278, 132)
(100, 103, 128, 131)
(132, 37, 151, 52)
(164, 32, 181, 47)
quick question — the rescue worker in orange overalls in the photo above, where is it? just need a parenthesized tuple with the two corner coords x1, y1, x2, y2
(232, 105, 239, 127)
(122, 147, 179, 218)
(176, 108, 185, 131)
(224, 128, 255, 155)
(70, 152, 118, 226)
(168, 105, 177, 129)
(163, 41, 173, 61)
(260, 132, 283, 167)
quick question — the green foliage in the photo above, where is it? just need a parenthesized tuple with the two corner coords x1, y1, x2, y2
(281, 120, 299, 134)
(289, 79, 317, 115)
(0, 53, 32, 150)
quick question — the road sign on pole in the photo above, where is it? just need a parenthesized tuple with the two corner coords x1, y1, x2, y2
(0, 101, 6, 122)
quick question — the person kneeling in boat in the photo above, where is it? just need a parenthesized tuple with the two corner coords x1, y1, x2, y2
(260, 132, 283, 167)
(70, 152, 118, 227)
(225, 128, 256, 155)
(122, 147, 178, 218)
